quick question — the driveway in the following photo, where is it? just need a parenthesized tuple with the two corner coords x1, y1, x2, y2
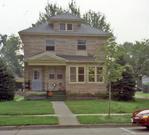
(0, 127, 148, 135)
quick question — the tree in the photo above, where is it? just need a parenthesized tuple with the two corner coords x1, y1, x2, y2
(111, 65, 136, 101)
(0, 34, 23, 77)
(83, 10, 112, 33)
(97, 38, 124, 117)
(122, 40, 149, 90)
(0, 58, 16, 101)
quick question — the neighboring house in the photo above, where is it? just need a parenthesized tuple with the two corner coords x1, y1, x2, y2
(19, 13, 110, 98)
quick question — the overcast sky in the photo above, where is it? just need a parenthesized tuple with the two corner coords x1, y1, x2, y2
(0, 0, 149, 43)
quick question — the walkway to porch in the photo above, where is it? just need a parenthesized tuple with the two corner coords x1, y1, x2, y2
(52, 101, 79, 125)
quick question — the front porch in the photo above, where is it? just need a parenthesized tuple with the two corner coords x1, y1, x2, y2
(26, 65, 66, 92)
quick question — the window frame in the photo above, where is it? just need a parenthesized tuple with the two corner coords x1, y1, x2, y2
(67, 23, 73, 31)
(46, 40, 55, 51)
(87, 66, 104, 83)
(69, 66, 85, 83)
(60, 23, 66, 31)
(77, 40, 86, 50)
(60, 23, 73, 31)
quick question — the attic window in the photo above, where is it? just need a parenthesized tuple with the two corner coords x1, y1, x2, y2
(46, 40, 55, 51)
(60, 23, 65, 30)
(67, 24, 72, 30)
(60, 23, 73, 31)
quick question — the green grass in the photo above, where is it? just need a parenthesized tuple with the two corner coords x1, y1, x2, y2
(66, 99, 149, 114)
(0, 116, 58, 126)
(0, 100, 54, 115)
(78, 115, 131, 124)
(135, 92, 149, 98)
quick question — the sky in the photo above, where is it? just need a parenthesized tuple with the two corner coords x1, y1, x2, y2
(0, 0, 149, 43)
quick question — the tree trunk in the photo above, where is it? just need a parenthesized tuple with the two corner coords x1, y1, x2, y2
(136, 75, 143, 91)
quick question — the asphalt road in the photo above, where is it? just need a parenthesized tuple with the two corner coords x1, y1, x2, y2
(0, 127, 148, 135)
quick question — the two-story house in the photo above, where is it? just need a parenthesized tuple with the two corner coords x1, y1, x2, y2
(19, 13, 109, 98)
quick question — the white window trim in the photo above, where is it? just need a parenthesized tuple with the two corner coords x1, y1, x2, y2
(66, 23, 73, 31)
(69, 66, 85, 84)
(87, 66, 104, 83)
(60, 23, 73, 31)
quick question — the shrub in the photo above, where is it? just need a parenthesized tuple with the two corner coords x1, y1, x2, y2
(0, 59, 16, 101)
(111, 66, 135, 101)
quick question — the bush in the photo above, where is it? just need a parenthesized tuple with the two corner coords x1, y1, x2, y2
(0, 59, 16, 101)
(111, 66, 135, 101)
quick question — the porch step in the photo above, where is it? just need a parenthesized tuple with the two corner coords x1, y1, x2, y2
(47, 91, 66, 101)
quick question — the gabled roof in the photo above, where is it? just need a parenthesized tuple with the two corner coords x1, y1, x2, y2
(25, 52, 67, 62)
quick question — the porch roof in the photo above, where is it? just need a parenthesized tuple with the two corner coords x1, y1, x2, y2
(25, 52, 101, 65)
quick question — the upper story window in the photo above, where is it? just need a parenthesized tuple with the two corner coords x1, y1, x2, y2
(60, 23, 65, 30)
(60, 23, 73, 31)
(77, 40, 86, 50)
(46, 40, 55, 51)
(67, 24, 72, 30)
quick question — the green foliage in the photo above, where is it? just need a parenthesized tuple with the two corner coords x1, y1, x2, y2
(111, 66, 136, 101)
(122, 40, 149, 88)
(0, 34, 23, 77)
(0, 58, 16, 101)
(83, 10, 112, 33)
(104, 38, 124, 83)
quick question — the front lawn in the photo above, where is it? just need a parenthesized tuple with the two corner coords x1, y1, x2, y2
(78, 115, 130, 124)
(66, 99, 149, 114)
(0, 116, 58, 126)
(135, 92, 149, 99)
(0, 100, 54, 115)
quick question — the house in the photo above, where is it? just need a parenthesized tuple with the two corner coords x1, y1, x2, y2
(19, 13, 110, 98)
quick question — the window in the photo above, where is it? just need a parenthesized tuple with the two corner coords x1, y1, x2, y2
(77, 40, 86, 50)
(70, 67, 76, 82)
(57, 74, 63, 79)
(70, 67, 85, 82)
(67, 24, 72, 30)
(88, 66, 103, 82)
(97, 67, 104, 82)
(60, 23, 65, 30)
(33, 70, 40, 80)
(60, 23, 73, 31)
(49, 74, 55, 79)
(88, 67, 95, 82)
(46, 40, 55, 51)
(78, 67, 84, 82)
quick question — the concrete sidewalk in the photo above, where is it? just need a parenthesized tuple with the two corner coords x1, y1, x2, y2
(52, 101, 79, 125)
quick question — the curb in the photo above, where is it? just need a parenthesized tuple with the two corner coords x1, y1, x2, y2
(0, 124, 133, 130)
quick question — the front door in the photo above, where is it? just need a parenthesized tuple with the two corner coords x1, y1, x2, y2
(31, 68, 42, 91)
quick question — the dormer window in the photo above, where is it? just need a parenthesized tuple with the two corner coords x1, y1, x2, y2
(77, 40, 86, 50)
(46, 40, 55, 51)
(60, 23, 73, 31)
(67, 24, 72, 30)
(60, 23, 65, 30)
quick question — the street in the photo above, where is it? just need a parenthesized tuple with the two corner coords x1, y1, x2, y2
(0, 127, 148, 135)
